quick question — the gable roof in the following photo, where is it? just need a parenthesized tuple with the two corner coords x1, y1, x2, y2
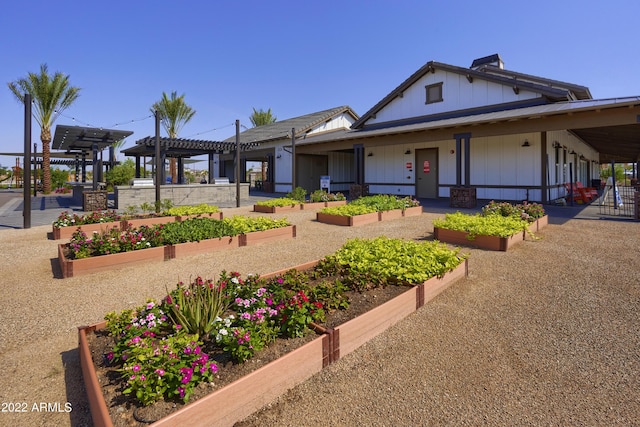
(297, 96, 640, 163)
(352, 58, 592, 129)
(224, 106, 359, 144)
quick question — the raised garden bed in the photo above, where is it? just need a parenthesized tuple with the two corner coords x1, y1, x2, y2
(299, 200, 347, 210)
(317, 207, 421, 227)
(59, 245, 169, 278)
(433, 227, 524, 251)
(316, 211, 380, 227)
(52, 221, 122, 240)
(78, 259, 467, 427)
(238, 225, 296, 246)
(253, 204, 300, 213)
(166, 236, 239, 259)
(58, 226, 297, 278)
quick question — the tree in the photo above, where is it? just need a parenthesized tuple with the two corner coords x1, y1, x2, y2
(105, 158, 136, 186)
(250, 107, 277, 127)
(150, 91, 196, 184)
(8, 64, 81, 194)
(50, 168, 70, 189)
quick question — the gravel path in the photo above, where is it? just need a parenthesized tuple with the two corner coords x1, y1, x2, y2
(0, 204, 638, 426)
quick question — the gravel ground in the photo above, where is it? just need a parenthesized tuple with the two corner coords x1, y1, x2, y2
(0, 203, 638, 427)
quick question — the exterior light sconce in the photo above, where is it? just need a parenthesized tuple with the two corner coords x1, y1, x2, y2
(276, 154, 282, 159)
(367, 152, 373, 157)
(405, 149, 412, 155)
(521, 140, 530, 147)
(569, 150, 576, 155)
(450, 149, 455, 154)
(579, 155, 586, 161)
(552, 141, 561, 149)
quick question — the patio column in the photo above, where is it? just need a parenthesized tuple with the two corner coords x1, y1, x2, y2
(177, 157, 184, 184)
(208, 152, 215, 183)
(92, 142, 99, 190)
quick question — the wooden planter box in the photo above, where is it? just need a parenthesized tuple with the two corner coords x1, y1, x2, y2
(299, 202, 326, 210)
(238, 225, 297, 246)
(433, 227, 525, 251)
(300, 200, 347, 210)
(316, 211, 379, 227)
(58, 245, 168, 278)
(253, 204, 300, 213)
(57, 226, 295, 278)
(526, 215, 549, 235)
(167, 236, 239, 259)
(176, 212, 224, 221)
(52, 221, 122, 240)
(78, 259, 467, 427)
(324, 200, 348, 208)
(378, 209, 403, 221)
(402, 206, 423, 217)
(334, 260, 467, 359)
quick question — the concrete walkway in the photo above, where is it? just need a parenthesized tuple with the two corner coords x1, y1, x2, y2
(0, 188, 634, 230)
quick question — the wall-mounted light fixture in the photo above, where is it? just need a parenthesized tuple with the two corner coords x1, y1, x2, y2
(579, 155, 586, 161)
(521, 140, 530, 147)
(450, 149, 455, 154)
(367, 152, 373, 157)
(552, 141, 561, 149)
(276, 154, 282, 159)
(404, 149, 412, 155)
(569, 150, 576, 155)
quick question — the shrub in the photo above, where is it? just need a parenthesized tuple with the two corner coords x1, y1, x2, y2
(309, 190, 346, 203)
(286, 186, 307, 202)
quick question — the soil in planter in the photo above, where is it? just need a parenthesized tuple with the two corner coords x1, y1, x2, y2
(87, 284, 409, 427)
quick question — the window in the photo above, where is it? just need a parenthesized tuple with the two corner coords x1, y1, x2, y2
(425, 82, 443, 104)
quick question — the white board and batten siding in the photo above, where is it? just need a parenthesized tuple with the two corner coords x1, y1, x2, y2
(365, 145, 416, 196)
(365, 70, 541, 126)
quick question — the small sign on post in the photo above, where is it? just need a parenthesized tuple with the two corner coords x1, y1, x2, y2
(320, 175, 330, 193)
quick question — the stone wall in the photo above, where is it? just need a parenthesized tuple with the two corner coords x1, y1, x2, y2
(450, 187, 477, 208)
(115, 184, 250, 209)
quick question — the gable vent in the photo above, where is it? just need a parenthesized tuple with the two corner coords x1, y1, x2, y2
(470, 54, 504, 70)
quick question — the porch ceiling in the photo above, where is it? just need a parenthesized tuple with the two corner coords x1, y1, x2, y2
(571, 124, 640, 163)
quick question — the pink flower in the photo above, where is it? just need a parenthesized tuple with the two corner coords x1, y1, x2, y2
(132, 364, 141, 372)
(155, 369, 165, 376)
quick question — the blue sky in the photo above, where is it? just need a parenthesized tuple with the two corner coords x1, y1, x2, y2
(2, 0, 640, 169)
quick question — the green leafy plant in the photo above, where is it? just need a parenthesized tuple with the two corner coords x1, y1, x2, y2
(481, 200, 545, 222)
(317, 236, 466, 290)
(320, 204, 378, 216)
(309, 190, 346, 203)
(433, 212, 529, 239)
(165, 204, 220, 216)
(159, 218, 237, 244)
(222, 215, 290, 233)
(286, 186, 307, 202)
(163, 275, 232, 338)
(255, 197, 301, 207)
(351, 194, 420, 211)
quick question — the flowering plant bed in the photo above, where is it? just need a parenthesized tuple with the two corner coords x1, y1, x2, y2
(52, 205, 223, 240)
(52, 210, 123, 240)
(58, 217, 294, 278)
(79, 237, 467, 426)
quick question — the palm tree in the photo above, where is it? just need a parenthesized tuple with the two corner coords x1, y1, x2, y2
(150, 91, 196, 183)
(8, 64, 81, 194)
(250, 107, 277, 127)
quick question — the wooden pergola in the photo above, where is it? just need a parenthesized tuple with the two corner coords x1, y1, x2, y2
(122, 136, 259, 184)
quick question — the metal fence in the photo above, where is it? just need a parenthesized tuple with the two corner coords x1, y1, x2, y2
(597, 185, 637, 217)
